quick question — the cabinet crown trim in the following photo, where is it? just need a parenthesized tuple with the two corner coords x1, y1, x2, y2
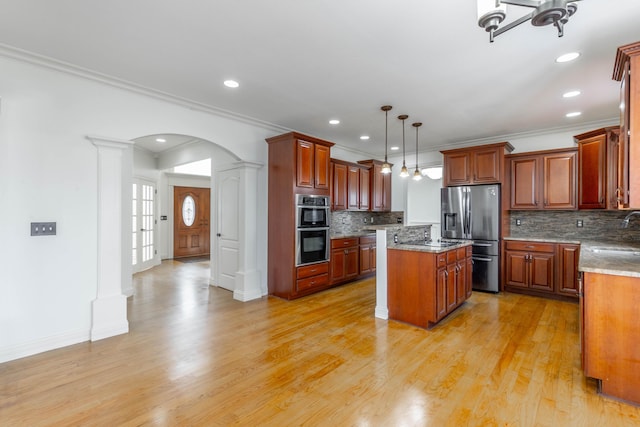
(613, 41, 640, 81)
(506, 146, 578, 158)
(440, 141, 514, 155)
(266, 131, 335, 147)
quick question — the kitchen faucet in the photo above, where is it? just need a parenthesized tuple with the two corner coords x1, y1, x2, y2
(621, 211, 640, 228)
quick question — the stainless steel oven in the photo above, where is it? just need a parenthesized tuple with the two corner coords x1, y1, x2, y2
(295, 195, 330, 266)
(296, 227, 330, 266)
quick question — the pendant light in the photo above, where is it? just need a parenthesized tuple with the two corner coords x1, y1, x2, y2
(412, 122, 423, 181)
(380, 105, 392, 174)
(398, 114, 409, 178)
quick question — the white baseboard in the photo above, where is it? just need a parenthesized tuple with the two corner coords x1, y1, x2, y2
(0, 329, 90, 364)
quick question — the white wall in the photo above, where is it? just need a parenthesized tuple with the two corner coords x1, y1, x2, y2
(0, 53, 279, 362)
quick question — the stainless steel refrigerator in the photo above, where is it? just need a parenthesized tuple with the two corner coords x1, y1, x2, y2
(441, 184, 500, 292)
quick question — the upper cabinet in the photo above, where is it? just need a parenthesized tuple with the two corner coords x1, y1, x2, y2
(296, 139, 331, 190)
(441, 142, 514, 186)
(574, 127, 620, 209)
(358, 159, 392, 212)
(331, 159, 371, 211)
(508, 148, 577, 210)
(266, 132, 334, 196)
(613, 41, 640, 209)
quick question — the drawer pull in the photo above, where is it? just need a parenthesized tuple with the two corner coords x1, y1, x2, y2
(525, 245, 534, 249)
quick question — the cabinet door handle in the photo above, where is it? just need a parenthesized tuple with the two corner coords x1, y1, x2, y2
(524, 245, 534, 249)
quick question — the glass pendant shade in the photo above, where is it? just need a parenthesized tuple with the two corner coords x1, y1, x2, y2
(381, 162, 392, 174)
(413, 169, 423, 181)
(400, 164, 409, 177)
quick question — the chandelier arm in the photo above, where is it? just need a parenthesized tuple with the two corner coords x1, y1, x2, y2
(493, 11, 534, 38)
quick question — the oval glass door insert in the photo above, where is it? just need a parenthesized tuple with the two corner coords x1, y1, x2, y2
(182, 195, 196, 227)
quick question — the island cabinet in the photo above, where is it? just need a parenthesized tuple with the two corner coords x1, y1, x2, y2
(330, 159, 371, 211)
(441, 142, 514, 187)
(507, 147, 578, 210)
(582, 272, 640, 405)
(613, 41, 640, 209)
(574, 127, 620, 209)
(503, 240, 579, 300)
(266, 132, 334, 300)
(387, 245, 472, 329)
(357, 159, 391, 212)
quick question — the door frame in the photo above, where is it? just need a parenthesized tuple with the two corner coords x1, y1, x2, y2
(132, 177, 159, 273)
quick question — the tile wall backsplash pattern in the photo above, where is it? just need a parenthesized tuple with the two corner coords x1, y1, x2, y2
(330, 211, 404, 235)
(509, 210, 640, 242)
(385, 225, 433, 246)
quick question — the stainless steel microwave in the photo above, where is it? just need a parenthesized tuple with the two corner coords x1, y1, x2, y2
(296, 194, 330, 228)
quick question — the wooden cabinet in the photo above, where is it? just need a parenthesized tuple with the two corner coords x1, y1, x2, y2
(504, 241, 555, 293)
(508, 148, 577, 210)
(296, 262, 329, 293)
(574, 127, 620, 209)
(358, 236, 376, 276)
(331, 159, 372, 211)
(582, 272, 640, 405)
(441, 142, 514, 186)
(503, 240, 579, 300)
(358, 159, 392, 212)
(266, 132, 334, 300)
(296, 139, 330, 190)
(613, 41, 640, 209)
(330, 238, 359, 285)
(331, 162, 348, 211)
(557, 243, 580, 297)
(388, 245, 472, 329)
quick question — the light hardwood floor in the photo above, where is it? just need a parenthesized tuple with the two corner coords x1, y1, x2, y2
(2, 260, 640, 426)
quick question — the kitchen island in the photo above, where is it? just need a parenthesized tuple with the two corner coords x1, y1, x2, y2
(579, 241, 640, 406)
(387, 240, 473, 329)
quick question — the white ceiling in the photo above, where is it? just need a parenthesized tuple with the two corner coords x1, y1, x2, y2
(0, 0, 638, 157)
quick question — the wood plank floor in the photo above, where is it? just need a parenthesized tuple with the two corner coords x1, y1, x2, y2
(2, 260, 640, 426)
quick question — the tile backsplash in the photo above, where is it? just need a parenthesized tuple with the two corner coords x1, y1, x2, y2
(508, 210, 640, 242)
(331, 210, 404, 235)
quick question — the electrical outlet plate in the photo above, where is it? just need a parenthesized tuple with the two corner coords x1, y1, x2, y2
(31, 222, 56, 236)
(515, 219, 522, 226)
(577, 220, 584, 228)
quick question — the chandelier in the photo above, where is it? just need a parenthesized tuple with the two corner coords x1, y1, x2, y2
(478, 0, 580, 43)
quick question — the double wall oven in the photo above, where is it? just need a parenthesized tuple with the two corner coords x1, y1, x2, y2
(295, 194, 330, 266)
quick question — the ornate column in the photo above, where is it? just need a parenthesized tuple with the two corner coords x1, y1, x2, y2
(87, 135, 133, 341)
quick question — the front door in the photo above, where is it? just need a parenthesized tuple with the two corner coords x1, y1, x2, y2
(174, 186, 210, 258)
(216, 170, 240, 291)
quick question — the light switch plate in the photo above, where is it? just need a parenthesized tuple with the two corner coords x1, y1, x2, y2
(31, 222, 56, 236)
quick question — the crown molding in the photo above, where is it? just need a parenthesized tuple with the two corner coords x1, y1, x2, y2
(0, 43, 290, 134)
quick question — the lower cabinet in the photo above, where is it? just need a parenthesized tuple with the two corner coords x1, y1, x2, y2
(388, 245, 472, 329)
(330, 238, 359, 285)
(296, 262, 330, 293)
(330, 235, 377, 286)
(504, 240, 579, 299)
(359, 235, 376, 276)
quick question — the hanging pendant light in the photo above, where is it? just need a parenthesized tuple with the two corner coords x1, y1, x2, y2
(398, 114, 409, 178)
(380, 105, 392, 174)
(412, 122, 423, 181)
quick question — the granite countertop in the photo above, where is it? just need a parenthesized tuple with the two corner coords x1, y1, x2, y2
(506, 236, 640, 278)
(578, 241, 640, 278)
(389, 240, 472, 254)
(330, 232, 376, 239)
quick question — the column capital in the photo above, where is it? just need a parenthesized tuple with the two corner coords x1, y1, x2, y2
(86, 135, 134, 150)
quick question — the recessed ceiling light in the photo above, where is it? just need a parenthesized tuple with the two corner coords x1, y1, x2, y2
(360, 135, 370, 140)
(223, 80, 239, 88)
(566, 111, 582, 118)
(556, 52, 580, 63)
(155, 138, 166, 143)
(329, 119, 340, 125)
(390, 146, 400, 151)
(563, 90, 581, 98)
